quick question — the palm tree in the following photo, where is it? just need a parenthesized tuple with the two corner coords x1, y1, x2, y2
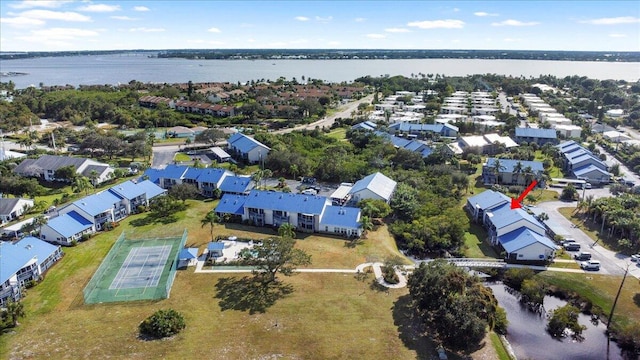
(278, 223, 296, 239)
(32, 215, 48, 238)
(359, 215, 373, 239)
(73, 176, 92, 195)
(491, 159, 506, 185)
(523, 166, 534, 186)
(513, 161, 524, 185)
(200, 211, 219, 242)
(289, 164, 299, 180)
(88, 169, 99, 187)
(251, 170, 263, 189)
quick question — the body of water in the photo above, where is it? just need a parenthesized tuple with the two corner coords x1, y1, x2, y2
(489, 284, 626, 360)
(1, 53, 639, 89)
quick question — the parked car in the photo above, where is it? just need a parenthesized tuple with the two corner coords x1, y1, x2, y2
(630, 254, 640, 262)
(580, 260, 601, 271)
(574, 252, 592, 261)
(564, 243, 581, 251)
(560, 238, 576, 246)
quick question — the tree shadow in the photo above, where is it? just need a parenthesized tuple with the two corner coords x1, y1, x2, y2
(214, 276, 293, 314)
(129, 213, 178, 227)
(392, 294, 437, 360)
(633, 293, 640, 308)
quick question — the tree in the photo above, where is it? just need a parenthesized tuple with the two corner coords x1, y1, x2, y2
(139, 309, 186, 339)
(357, 198, 392, 218)
(31, 214, 48, 238)
(277, 223, 296, 239)
(491, 159, 506, 184)
(513, 161, 524, 184)
(88, 169, 99, 186)
(201, 211, 219, 242)
(389, 183, 420, 221)
(54, 165, 77, 182)
(547, 304, 586, 338)
(561, 184, 578, 201)
(150, 196, 186, 219)
(241, 237, 311, 284)
(408, 260, 505, 351)
(359, 215, 373, 238)
(520, 278, 547, 310)
(72, 176, 92, 195)
(4, 300, 25, 327)
(195, 128, 225, 145)
(168, 183, 200, 203)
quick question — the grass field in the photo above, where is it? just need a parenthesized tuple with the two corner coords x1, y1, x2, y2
(464, 223, 499, 259)
(173, 152, 191, 162)
(489, 332, 512, 360)
(326, 128, 347, 140)
(557, 207, 619, 251)
(537, 272, 640, 328)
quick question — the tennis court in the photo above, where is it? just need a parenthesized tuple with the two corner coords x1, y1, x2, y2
(84, 230, 187, 304)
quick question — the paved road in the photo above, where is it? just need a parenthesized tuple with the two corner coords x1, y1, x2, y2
(536, 201, 640, 279)
(151, 145, 180, 168)
(596, 144, 640, 186)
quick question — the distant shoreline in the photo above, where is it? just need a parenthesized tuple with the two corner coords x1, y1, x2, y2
(2, 49, 639, 62)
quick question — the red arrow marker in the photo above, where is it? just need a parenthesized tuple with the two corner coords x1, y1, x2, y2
(511, 180, 538, 209)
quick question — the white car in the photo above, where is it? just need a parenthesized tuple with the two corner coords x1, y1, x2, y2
(580, 260, 601, 271)
(631, 254, 640, 262)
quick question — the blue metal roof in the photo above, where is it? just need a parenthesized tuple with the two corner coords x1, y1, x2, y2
(390, 123, 458, 134)
(352, 121, 377, 131)
(568, 153, 604, 168)
(403, 140, 426, 152)
(187, 167, 228, 185)
(498, 227, 558, 253)
(0, 237, 60, 284)
(135, 180, 166, 199)
(71, 190, 121, 217)
(45, 211, 93, 238)
(0, 240, 36, 284)
(108, 180, 145, 200)
(228, 133, 270, 154)
(140, 168, 163, 184)
(208, 242, 225, 251)
(160, 164, 190, 180)
(320, 206, 361, 229)
(219, 175, 252, 194)
(485, 158, 544, 173)
(467, 190, 510, 210)
(557, 140, 577, 150)
(488, 207, 545, 233)
(179, 248, 198, 259)
(215, 194, 247, 215)
(515, 127, 557, 139)
(244, 190, 327, 215)
(573, 164, 610, 177)
(15, 236, 61, 268)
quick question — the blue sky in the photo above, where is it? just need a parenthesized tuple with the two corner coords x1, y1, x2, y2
(1, 1, 639, 52)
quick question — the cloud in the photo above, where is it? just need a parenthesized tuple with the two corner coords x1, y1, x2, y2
(133, 6, 150, 12)
(609, 33, 627, 38)
(77, 4, 121, 12)
(453, 8, 460, 12)
(407, 19, 464, 29)
(580, 16, 640, 25)
(10, 1, 72, 9)
(207, 27, 221, 33)
(315, 16, 332, 23)
(474, 11, 499, 17)
(18, 27, 99, 42)
(129, 27, 165, 32)
(354, 17, 365, 22)
(110, 16, 138, 21)
(19, 9, 92, 22)
(491, 19, 539, 26)
(295, 16, 309, 21)
(385, 28, 410, 33)
(0, 16, 45, 28)
(366, 33, 386, 39)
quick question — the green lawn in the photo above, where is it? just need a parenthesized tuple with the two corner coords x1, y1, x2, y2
(537, 272, 640, 328)
(3, 199, 490, 360)
(464, 223, 499, 259)
(327, 127, 347, 140)
(557, 207, 622, 252)
(489, 332, 512, 360)
(173, 152, 191, 162)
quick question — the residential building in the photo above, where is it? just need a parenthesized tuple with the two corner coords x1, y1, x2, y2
(351, 121, 377, 132)
(557, 141, 611, 184)
(13, 155, 114, 184)
(138, 95, 174, 108)
(214, 190, 362, 237)
(466, 190, 510, 224)
(0, 148, 26, 161)
(482, 158, 545, 186)
(389, 122, 458, 138)
(208, 147, 232, 162)
(0, 198, 34, 225)
(218, 175, 252, 195)
(348, 172, 397, 203)
(58, 190, 124, 230)
(0, 236, 63, 306)
(457, 133, 518, 155)
(40, 211, 95, 245)
(227, 133, 270, 164)
(515, 127, 558, 145)
(497, 227, 558, 261)
(108, 180, 166, 213)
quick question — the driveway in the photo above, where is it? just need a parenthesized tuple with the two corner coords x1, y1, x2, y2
(535, 201, 639, 279)
(151, 144, 181, 168)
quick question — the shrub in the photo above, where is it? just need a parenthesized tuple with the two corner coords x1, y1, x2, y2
(503, 268, 535, 291)
(381, 263, 399, 284)
(139, 309, 186, 339)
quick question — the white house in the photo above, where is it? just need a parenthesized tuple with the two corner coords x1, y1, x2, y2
(0, 198, 34, 225)
(348, 172, 397, 204)
(13, 155, 114, 184)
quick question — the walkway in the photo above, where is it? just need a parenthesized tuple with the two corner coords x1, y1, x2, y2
(193, 257, 601, 288)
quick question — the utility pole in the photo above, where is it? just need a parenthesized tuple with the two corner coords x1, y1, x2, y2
(606, 263, 630, 359)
